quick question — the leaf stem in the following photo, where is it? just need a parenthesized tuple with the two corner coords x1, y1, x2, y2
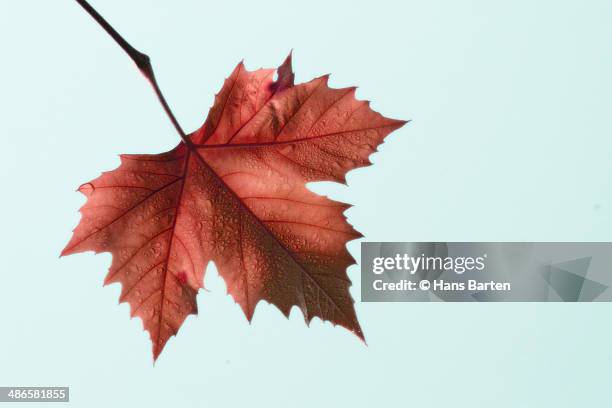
(75, 0, 191, 146)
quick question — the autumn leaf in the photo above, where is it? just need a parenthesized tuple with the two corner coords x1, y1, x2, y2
(64, 1, 406, 360)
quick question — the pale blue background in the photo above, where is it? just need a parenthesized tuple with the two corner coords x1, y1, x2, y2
(1, 0, 611, 406)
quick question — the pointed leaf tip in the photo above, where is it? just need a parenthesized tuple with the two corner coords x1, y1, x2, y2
(274, 51, 294, 92)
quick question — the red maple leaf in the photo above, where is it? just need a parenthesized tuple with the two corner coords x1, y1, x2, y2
(64, 1, 406, 360)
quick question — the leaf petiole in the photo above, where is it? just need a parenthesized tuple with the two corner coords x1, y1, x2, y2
(75, 0, 192, 146)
